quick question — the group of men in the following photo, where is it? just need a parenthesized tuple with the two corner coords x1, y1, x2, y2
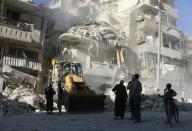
(44, 74, 178, 124)
(112, 74, 178, 124)
(44, 82, 66, 115)
(112, 74, 142, 123)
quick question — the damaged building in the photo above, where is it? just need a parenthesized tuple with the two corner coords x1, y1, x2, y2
(45, 0, 132, 88)
(0, 0, 46, 93)
(55, 22, 130, 89)
(44, 0, 188, 96)
(110, 0, 184, 93)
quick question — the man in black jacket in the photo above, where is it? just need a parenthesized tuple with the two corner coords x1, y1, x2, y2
(112, 80, 128, 119)
(132, 74, 142, 122)
(127, 75, 135, 120)
(45, 83, 56, 114)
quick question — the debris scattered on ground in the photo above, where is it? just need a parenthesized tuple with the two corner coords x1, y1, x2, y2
(0, 65, 46, 116)
(2, 85, 45, 110)
(102, 83, 192, 112)
(0, 94, 32, 117)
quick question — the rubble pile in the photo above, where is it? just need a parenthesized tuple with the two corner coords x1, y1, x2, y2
(102, 84, 192, 112)
(0, 65, 45, 113)
(141, 84, 165, 111)
(0, 94, 32, 116)
(141, 95, 165, 111)
(2, 85, 45, 110)
(61, 21, 128, 47)
(104, 88, 115, 111)
(99, 83, 115, 111)
(176, 102, 192, 111)
(142, 84, 161, 95)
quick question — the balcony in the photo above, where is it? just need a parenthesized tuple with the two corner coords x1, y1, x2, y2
(137, 18, 181, 40)
(0, 18, 40, 44)
(1, 56, 41, 71)
(139, 0, 178, 18)
(138, 42, 182, 59)
(163, 4, 178, 18)
(137, 18, 158, 32)
(161, 24, 181, 39)
(138, 0, 159, 11)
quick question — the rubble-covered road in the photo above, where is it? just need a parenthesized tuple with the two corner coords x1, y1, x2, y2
(1, 111, 192, 131)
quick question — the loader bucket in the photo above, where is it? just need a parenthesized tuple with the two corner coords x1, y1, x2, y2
(64, 95, 106, 112)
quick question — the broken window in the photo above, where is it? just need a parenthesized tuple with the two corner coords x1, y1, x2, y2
(8, 47, 38, 60)
(171, 40, 180, 51)
(162, 34, 169, 48)
(6, 8, 20, 21)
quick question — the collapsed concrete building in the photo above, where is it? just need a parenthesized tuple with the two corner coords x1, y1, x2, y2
(0, 0, 46, 93)
(44, 0, 191, 98)
(95, 0, 186, 98)
(44, 0, 140, 89)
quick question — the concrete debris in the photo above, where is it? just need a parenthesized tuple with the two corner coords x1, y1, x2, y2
(99, 83, 114, 111)
(0, 94, 33, 117)
(103, 84, 192, 112)
(0, 65, 45, 114)
(142, 84, 161, 95)
(1, 65, 37, 88)
(61, 22, 128, 47)
(104, 88, 115, 111)
(141, 95, 165, 112)
(2, 85, 45, 110)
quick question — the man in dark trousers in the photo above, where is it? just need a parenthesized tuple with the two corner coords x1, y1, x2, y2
(45, 83, 56, 114)
(112, 80, 128, 119)
(57, 81, 66, 115)
(132, 74, 142, 123)
(127, 75, 135, 120)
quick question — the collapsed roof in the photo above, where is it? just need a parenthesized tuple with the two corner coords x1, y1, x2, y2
(59, 21, 128, 47)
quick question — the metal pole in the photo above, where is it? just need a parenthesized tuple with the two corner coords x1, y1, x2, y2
(0, 0, 4, 18)
(156, 0, 161, 89)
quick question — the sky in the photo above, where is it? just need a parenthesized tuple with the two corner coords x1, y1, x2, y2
(33, 0, 192, 35)
(175, 0, 192, 35)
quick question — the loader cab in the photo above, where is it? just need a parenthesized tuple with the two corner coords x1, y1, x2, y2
(62, 62, 83, 77)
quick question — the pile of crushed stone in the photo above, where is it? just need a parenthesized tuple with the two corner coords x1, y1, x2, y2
(2, 85, 45, 110)
(102, 84, 192, 112)
(0, 94, 33, 117)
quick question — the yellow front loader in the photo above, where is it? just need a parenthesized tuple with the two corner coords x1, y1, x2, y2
(51, 59, 105, 112)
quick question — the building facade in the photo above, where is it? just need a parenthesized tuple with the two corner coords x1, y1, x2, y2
(116, 0, 183, 80)
(0, 0, 46, 93)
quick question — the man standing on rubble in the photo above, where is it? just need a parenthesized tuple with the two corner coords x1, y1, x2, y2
(112, 80, 128, 119)
(132, 74, 142, 123)
(45, 83, 56, 114)
(127, 75, 135, 120)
